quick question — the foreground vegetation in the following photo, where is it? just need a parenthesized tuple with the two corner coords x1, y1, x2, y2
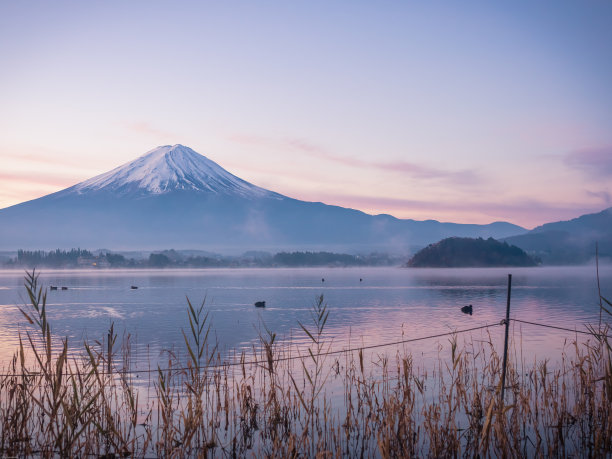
(0, 271, 610, 457)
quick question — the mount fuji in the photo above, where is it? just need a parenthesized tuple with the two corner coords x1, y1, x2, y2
(0, 145, 526, 252)
(72, 144, 281, 199)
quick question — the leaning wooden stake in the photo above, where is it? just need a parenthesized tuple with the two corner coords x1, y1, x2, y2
(500, 273, 512, 403)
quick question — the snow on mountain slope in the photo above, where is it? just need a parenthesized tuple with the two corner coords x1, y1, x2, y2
(72, 144, 282, 199)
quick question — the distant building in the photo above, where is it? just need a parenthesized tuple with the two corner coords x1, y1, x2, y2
(77, 256, 96, 267)
(77, 256, 111, 268)
(94, 258, 111, 268)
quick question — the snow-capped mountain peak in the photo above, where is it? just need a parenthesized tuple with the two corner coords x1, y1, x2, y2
(73, 144, 280, 199)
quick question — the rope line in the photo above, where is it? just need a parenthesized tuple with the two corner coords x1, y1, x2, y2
(0, 323, 501, 377)
(510, 318, 612, 339)
(2, 318, 609, 378)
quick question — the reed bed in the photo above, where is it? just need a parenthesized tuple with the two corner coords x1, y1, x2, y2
(0, 271, 610, 457)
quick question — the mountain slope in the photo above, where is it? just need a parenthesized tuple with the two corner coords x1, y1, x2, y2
(0, 145, 527, 252)
(504, 207, 612, 264)
(70, 145, 280, 198)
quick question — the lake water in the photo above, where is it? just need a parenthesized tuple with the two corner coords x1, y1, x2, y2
(0, 266, 609, 375)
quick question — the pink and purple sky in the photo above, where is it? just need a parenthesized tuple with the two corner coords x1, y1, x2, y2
(1, 1, 611, 229)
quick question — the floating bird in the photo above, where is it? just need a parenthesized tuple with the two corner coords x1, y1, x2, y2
(359, 278, 363, 282)
(50, 286, 58, 290)
(461, 304, 473, 315)
(322, 278, 325, 282)
(254, 301, 266, 308)
(131, 285, 138, 290)
(61, 286, 68, 290)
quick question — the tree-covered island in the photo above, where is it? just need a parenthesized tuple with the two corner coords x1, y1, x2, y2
(407, 237, 538, 268)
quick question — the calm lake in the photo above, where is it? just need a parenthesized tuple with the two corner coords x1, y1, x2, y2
(0, 266, 609, 374)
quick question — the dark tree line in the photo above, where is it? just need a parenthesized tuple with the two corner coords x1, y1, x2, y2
(5, 249, 401, 268)
(15, 249, 94, 267)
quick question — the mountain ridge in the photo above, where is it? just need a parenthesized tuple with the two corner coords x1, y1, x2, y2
(0, 144, 528, 252)
(504, 207, 612, 264)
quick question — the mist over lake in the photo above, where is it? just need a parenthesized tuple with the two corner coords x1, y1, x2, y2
(1, 266, 608, 372)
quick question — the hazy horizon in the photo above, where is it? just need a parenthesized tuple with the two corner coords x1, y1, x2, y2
(1, 142, 609, 232)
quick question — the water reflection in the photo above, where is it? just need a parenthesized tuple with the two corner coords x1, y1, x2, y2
(0, 266, 609, 372)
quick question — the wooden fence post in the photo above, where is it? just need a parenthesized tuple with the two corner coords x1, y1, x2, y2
(500, 273, 512, 403)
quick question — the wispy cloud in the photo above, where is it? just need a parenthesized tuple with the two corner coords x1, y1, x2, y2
(0, 171, 79, 188)
(2, 153, 68, 167)
(228, 134, 277, 150)
(124, 121, 177, 140)
(287, 138, 480, 184)
(565, 146, 612, 178)
(229, 134, 480, 185)
(1, 148, 91, 169)
(585, 189, 611, 206)
(0, 146, 114, 178)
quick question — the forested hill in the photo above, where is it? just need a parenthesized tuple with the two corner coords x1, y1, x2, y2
(406, 237, 538, 268)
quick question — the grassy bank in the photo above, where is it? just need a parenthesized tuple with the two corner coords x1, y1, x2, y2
(0, 271, 610, 457)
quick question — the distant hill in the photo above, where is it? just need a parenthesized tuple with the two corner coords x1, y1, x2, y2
(406, 237, 538, 268)
(0, 144, 526, 252)
(504, 207, 612, 264)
